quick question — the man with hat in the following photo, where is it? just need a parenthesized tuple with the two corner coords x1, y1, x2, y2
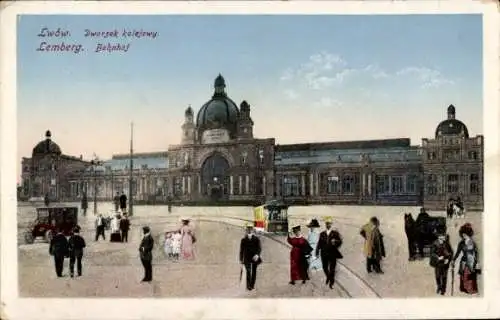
(68, 226, 86, 277)
(139, 226, 154, 282)
(429, 227, 453, 295)
(49, 228, 69, 277)
(239, 223, 262, 291)
(315, 217, 343, 289)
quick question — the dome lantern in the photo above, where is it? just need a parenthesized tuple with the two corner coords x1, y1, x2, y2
(213, 74, 227, 97)
(447, 104, 456, 120)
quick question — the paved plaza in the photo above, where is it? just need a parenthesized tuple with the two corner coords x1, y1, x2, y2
(17, 203, 483, 298)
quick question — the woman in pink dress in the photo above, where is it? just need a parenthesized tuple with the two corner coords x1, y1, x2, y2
(180, 218, 196, 260)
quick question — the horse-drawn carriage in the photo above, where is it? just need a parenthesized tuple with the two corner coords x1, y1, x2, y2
(405, 210, 447, 257)
(24, 205, 79, 244)
(253, 199, 289, 235)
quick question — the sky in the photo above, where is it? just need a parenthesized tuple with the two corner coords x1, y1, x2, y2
(17, 14, 483, 178)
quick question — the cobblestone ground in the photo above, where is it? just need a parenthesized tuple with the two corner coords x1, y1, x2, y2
(17, 203, 482, 298)
(17, 204, 343, 298)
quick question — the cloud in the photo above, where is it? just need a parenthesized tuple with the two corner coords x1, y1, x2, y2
(280, 51, 454, 91)
(284, 89, 299, 100)
(314, 97, 343, 108)
(396, 67, 455, 88)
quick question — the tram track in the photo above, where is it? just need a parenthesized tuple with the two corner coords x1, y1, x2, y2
(196, 216, 381, 298)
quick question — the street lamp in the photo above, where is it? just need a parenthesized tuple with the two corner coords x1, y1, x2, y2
(90, 155, 103, 215)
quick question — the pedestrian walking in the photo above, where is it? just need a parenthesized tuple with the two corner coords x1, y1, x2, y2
(180, 218, 196, 260)
(119, 192, 127, 214)
(404, 213, 418, 261)
(110, 214, 122, 242)
(239, 223, 262, 291)
(113, 192, 120, 212)
(360, 216, 386, 274)
(429, 229, 453, 295)
(81, 192, 88, 216)
(120, 213, 131, 242)
(44, 193, 50, 207)
(95, 214, 106, 241)
(452, 223, 480, 295)
(316, 217, 343, 289)
(139, 226, 154, 282)
(306, 218, 322, 271)
(49, 228, 69, 277)
(68, 227, 86, 277)
(287, 225, 313, 285)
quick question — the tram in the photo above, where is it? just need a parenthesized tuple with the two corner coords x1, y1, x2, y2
(253, 199, 289, 235)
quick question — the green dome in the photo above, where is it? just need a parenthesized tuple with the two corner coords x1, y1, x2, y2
(196, 74, 239, 138)
(32, 130, 62, 156)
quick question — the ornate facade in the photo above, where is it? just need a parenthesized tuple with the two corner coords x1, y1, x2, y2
(20, 76, 484, 210)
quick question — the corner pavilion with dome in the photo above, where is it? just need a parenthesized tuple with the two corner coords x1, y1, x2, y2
(20, 75, 484, 210)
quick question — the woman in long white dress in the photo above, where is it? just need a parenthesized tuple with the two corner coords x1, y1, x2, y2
(307, 218, 322, 271)
(110, 214, 121, 242)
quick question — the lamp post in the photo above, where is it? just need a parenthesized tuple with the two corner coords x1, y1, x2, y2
(128, 122, 134, 217)
(90, 154, 103, 215)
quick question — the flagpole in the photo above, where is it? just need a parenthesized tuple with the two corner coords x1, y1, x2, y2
(128, 122, 134, 217)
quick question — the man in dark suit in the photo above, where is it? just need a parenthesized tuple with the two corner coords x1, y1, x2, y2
(49, 228, 69, 277)
(139, 226, 154, 282)
(239, 224, 262, 291)
(119, 192, 128, 213)
(113, 192, 120, 212)
(120, 214, 131, 242)
(68, 227, 86, 277)
(315, 217, 343, 289)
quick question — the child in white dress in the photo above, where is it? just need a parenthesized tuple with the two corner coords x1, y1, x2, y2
(171, 230, 182, 261)
(163, 232, 173, 258)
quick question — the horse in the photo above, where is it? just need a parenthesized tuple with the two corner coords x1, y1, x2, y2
(452, 203, 466, 219)
(404, 213, 418, 260)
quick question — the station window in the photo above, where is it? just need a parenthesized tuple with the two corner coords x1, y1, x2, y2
(283, 175, 299, 197)
(342, 175, 354, 194)
(173, 178, 182, 196)
(470, 174, 480, 194)
(406, 175, 418, 194)
(468, 151, 478, 160)
(375, 175, 390, 194)
(427, 152, 436, 160)
(447, 174, 459, 193)
(391, 176, 404, 194)
(326, 176, 339, 194)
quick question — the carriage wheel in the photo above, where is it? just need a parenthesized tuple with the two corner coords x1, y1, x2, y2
(45, 230, 54, 243)
(24, 231, 34, 244)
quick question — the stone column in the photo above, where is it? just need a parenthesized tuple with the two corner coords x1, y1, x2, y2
(362, 173, 366, 196)
(262, 175, 266, 195)
(230, 175, 234, 195)
(315, 172, 319, 196)
(309, 173, 314, 196)
(187, 176, 191, 195)
(198, 175, 202, 195)
(239, 176, 243, 194)
(182, 176, 186, 195)
(245, 175, 250, 195)
(368, 173, 372, 196)
(301, 175, 306, 196)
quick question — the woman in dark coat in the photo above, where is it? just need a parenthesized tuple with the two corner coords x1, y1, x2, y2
(287, 225, 313, 285)
(452, 223, 480, 294)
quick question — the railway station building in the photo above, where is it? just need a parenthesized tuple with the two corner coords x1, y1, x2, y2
(19, 75, 484, 210)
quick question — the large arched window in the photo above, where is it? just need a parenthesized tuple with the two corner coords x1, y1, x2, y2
(200, 153, 230, 200)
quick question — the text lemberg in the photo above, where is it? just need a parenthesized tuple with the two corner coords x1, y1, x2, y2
(95, 43, 131, 53)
